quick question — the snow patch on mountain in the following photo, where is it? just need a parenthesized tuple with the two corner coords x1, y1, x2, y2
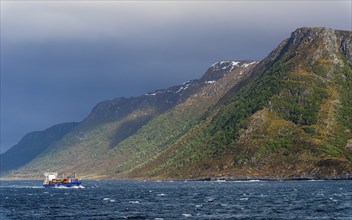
(210, 61, 242, 72)
(145, 91, 163, 96)
(241, 61, 258, 68)
(146, 81, 194, 96)
(146, 60, 258, 97)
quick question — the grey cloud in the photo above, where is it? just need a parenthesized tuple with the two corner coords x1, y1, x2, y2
(1, 1, 351, 152)
(2, 1, 349, 42)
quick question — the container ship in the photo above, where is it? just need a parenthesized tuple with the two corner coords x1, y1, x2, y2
(43, 172, 83, 188)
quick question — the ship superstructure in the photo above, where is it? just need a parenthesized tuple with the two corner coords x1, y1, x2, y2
(43, 172, 82, 188)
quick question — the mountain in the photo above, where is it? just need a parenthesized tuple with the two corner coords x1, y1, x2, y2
(2, 60, 257, 179)
(2, 27, 351, 180)
(129, 27, 352, 179)
(0, 122, 77, 173)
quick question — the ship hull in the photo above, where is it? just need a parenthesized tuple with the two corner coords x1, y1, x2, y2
(43, 181, 82, 188)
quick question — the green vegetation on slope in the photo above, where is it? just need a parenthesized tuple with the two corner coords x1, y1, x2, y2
(137, 28, 352, 179)
(100, 64, 256, 177)
(7, 61, 256, 179)
(4, 28, 352, 180)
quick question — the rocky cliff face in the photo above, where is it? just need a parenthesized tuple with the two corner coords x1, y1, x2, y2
(290, 27, 351, 65)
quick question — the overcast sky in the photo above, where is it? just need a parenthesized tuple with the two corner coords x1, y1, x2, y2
(1, 1, 351, 153)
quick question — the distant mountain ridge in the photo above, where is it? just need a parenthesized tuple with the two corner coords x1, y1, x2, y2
(1, 27, 351, 180)
(1, 122, 77, 172)
(1, 59, 257, 178)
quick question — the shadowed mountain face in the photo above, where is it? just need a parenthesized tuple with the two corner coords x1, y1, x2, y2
(0, 122, 77, 173)
(2, 59, 257, 178)
(2, 27, 351, 180)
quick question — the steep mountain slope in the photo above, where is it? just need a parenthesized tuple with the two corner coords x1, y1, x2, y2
(4, 27, 351, 180)
(0, 122, 77, 173)
(4, 62, 231, 176)
(5, 60, 257, 179)
(97, 61, 257, 178)
(129, 27, 352, 179)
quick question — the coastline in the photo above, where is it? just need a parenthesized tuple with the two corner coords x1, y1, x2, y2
(1, 175, 352, 182)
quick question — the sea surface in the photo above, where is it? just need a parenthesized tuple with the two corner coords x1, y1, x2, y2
(0, 180, 351, 219)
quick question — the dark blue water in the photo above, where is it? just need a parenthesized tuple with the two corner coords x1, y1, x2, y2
(1, 180, 351, 219)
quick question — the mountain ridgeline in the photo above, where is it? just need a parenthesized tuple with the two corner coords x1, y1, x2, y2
(0, 123, 78, 172)
(1, 27, 351, 180)
(1, 59, 257, 178)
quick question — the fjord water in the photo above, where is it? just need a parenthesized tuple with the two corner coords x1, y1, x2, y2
(1, 180, 351, 219)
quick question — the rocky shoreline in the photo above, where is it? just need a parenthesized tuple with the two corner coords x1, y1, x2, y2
(192, 176, 352, 181)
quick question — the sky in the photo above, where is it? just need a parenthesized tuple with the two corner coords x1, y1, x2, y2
(1, 1, 351, 153)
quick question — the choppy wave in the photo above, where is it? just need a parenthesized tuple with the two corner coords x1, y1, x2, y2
(1, 180, 351, 219)
(232, 180, 263, 183)
(0, 185, 43, 189)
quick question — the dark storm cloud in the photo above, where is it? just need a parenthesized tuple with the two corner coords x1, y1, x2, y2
(1, 1, 351, 152)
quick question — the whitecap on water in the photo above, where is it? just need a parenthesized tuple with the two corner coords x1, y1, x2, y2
(56, 186, 71, 189)
(206, 197, 215, 202)
(129, 201, 140, 204)
(51, 185, 84, 189)
(1, 185, 43, 189)
(157, 193, 166, 197)
(329, 197, 338, 202)
(182, 214, 192, 217)
(233, 180, 261, 183)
